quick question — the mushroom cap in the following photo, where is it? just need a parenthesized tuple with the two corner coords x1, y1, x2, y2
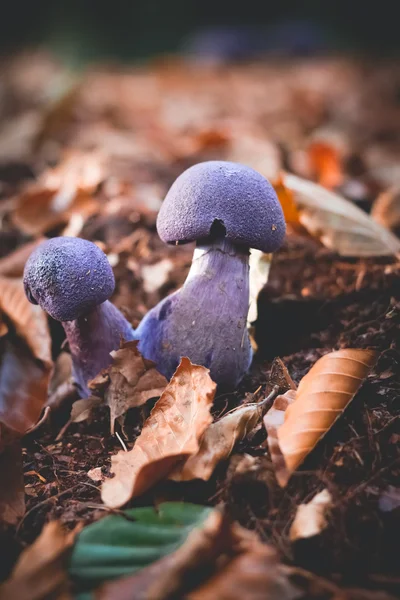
(23, 237, 115, 322)
(157, 161, 286, 253)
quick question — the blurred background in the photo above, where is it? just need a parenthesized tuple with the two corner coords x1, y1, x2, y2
(1, 0, 400, 62)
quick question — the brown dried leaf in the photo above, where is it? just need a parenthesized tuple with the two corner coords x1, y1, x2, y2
(0, 277, 52, 366)
(371, 186, 400, 232)
(170, 403, 262, 482)
(188, 546, 301, 600)
(274, 175, 301, 225)
(0, 340, 51, 434)
(0, 521, 75, 600)
(101, 358, 215, 507)
(89, 341, 167, 433)
(283, 173, 400, 257)
(264, 349, 378, 486)
(96, 509, 231, 600)
(12, 151, 105, 235)
(289, 489, 332, 542)
(0, 439, 25, 525)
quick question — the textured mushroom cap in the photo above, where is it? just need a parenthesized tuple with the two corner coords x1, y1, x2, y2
(23, 237, 115, 322)
(157, 161, 286, 252)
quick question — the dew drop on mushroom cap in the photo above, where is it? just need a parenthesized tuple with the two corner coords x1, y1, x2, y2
(24, 237, 136, 396)
(137, 161, 286, 388)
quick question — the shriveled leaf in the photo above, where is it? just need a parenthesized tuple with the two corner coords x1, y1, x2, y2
(0, 521, 75, 600)
(0, 340, 51, 434)
(188, 545, 301, 600)
(0, 277, 52, 366)
(89, 341, 167, 433)
(283, 173, 400, 256)
(0, 439, 25, 525)
(47, 352, 77, 411)
(101, 358, 215, 507)
(371, 186, 400, 232)
(170, 403, 262, 482)
(12, 151, 105, 235)
(70, 502, 215, 591)
(0, 239, 46, 278)
(289, 489, 332, 541)
(70, 397, 102, 423)
(264, 349, 378, 486)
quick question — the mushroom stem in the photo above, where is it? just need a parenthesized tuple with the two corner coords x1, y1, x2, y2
(63, 300, 136, 397)
(137, 237, 252, 387)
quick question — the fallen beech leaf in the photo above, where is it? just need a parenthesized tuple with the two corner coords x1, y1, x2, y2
(289, 489, 332, 541)
(170, 403, 263, 482)
(0, 277, 52, 366)
(371, 186, 400, 233)
(308, 141, 343, 189)
(89, 341, 167, 433)
(0, 340, 51, 434)
(0, 521, 75, 600)
(188, 546, 301, 600)
(12, 151, 104, 235)
(264, 349, 378, 486)
(0, 239, 46, 278)
(0, 439, 25, 525)
(70, 502, 217, 591)
(101, 358, 215, 507)
(283, 173, 400, 257)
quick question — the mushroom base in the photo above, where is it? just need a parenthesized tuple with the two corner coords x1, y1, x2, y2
(63, 300, 136, 396)
(136, 238, 252, 388)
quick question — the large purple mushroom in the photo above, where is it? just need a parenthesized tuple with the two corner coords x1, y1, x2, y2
(23, 237, 136, 396)
(137, 161, 286, 388)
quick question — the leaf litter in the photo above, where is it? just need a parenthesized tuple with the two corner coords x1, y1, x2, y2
(0, 53, 398, 600)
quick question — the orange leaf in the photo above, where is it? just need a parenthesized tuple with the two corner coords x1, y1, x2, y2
(308, 141, 343, 189)
(101, 358, 216, 507)
(273, 175, 300, 225)
(264, 349, 378, 486)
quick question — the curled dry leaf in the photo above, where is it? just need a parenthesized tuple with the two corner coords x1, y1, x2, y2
(170, 403, 263, 482)
(248, 250, 272, 325)
(307, 141, 343, 190)
(0, 521, 75, 600)
(264, 349, 378, 487)
(89, 340, 167, 433)
(12, 151, 105, 235)
(101, 358, 215, 508)
(283, 172, 400, 257)
(0, 277, 52, 366)
(289, 489, 332, 542)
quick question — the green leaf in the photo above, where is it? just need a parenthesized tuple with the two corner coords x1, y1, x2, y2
(69, 502, 211, 589)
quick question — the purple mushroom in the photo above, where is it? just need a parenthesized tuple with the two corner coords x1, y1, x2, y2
(136, 161, 286, 388)
(23, 237, 136, 397)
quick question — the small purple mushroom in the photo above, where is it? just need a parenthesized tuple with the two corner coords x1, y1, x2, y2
(137, 161, 286, 388)
(23, 237, 136, 396)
